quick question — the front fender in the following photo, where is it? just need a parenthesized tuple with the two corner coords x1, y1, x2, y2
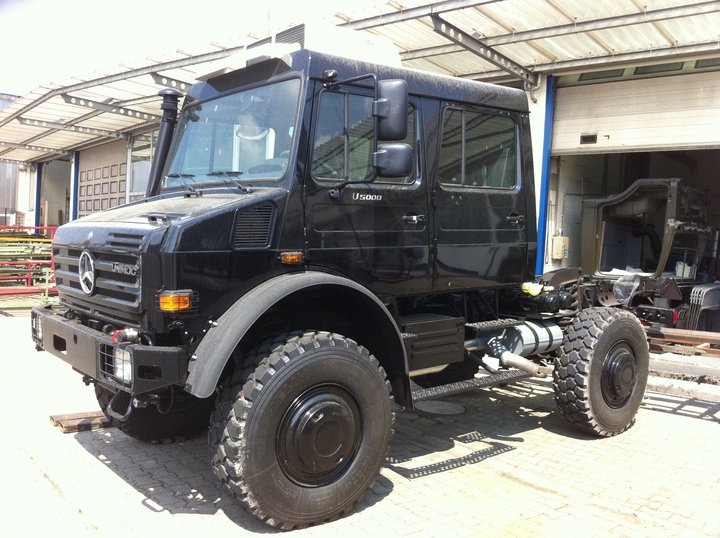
(184, 271, 406, 399)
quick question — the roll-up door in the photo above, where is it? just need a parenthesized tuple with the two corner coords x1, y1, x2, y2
(552, 71, 720, 155)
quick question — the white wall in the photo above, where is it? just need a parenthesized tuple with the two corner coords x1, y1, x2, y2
(545, 154, 624, 270)
(16, 166, 36, 226)
(40, 160, 70, 226)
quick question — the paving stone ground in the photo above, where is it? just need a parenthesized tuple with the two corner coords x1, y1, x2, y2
(3, 315, 719, 537)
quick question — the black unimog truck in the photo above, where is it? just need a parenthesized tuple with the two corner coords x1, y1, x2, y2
(31, 48, 649, 529)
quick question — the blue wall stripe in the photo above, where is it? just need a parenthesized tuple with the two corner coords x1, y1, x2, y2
(535, 75, 556, 277)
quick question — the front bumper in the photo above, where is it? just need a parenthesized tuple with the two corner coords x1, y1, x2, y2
(31, 305, 187, 395)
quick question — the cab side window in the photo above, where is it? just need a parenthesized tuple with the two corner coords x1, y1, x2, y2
(438, 107, 516, 189)
(312, 90, 415, 184)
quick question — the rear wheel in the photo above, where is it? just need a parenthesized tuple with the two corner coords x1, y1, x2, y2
(209, 330, 394, 529)
(553, 307, 649, 437)
(95, 385, 214, 443)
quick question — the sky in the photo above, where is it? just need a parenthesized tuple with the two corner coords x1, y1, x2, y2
(0, 0, 368, 96)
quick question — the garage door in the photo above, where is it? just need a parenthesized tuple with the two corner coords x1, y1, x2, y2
(77, 140, 127, 218)
(552, 71, 720, 155)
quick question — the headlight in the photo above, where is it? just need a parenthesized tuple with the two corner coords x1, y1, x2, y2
(32, 314, 43, 341)
(113, 347, 133, 384)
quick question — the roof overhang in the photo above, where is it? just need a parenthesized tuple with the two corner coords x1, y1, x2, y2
(1, 1, 718, 164)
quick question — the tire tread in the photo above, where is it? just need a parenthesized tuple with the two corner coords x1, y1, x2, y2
(553, 307, 647, 437)
(209, 330, 394, 529)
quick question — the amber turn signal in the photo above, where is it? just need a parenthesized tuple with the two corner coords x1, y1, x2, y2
(280, 251, 304, 265)
(158, 290, 195, 312)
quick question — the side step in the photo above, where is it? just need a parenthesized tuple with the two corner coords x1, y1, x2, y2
(412, 369, 531, 402)
(465, 318, 522, 333)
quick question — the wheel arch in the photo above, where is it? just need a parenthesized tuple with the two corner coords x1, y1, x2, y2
(184, 271, 411, 406)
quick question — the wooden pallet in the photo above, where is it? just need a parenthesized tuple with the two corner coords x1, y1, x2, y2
(646, 326, 720, 358)
(50, 411, 111, 433)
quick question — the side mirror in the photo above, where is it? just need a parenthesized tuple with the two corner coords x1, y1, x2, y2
(374, 143, 413, 177)
(375, 79, 408, 141)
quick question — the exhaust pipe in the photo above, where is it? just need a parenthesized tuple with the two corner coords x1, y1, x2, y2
(487, 337, 553, 377)
(465, 320, 562, 378)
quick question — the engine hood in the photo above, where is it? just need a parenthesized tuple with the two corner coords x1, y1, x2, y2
(76, 188, 284, 225)
(54, 187, 288, 252)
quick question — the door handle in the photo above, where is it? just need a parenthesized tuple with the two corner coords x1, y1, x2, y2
(506, 214, 525, 226)
(403, 214, 426, 225)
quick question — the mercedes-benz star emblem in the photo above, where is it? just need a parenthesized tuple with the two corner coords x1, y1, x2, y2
(78, 251, 96, 295)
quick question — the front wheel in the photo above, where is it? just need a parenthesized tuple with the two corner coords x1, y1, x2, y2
(553, 307, 649, 437)
(209, 331, 394, 529)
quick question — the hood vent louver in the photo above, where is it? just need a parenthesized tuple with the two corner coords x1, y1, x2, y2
(106, 232, 145, 252)
(232, 204, 275, 249)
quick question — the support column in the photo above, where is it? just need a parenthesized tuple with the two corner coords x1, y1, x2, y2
(69, 151, 80, 221)
(33, 163, 43, 227)
(528, 75, 556, 276)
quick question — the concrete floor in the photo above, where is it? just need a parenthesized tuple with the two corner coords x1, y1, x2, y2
(3, 314, 720, 536)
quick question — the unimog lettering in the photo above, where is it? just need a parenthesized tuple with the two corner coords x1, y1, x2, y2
(111, 262, 139, 276)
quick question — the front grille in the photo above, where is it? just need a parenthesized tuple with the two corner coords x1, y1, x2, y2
(54, 243, 144, 327)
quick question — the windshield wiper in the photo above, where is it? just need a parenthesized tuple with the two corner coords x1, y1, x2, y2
(165, 173, 200, 196)
(198, 174, 252, 193)
(182, 184, 200, 197)
(165, 171, 251, 194)
(205, 171, 252, 193)
(165, 172, 197, 188)
(208, 170, 244, 177)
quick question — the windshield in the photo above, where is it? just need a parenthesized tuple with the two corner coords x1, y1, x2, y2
(162, 78, 301, 188)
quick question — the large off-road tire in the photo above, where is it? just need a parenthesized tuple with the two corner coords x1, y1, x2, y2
(553, 307, 649, 437)
(209, 331, 394, 529)
(95, 385, 214, 443)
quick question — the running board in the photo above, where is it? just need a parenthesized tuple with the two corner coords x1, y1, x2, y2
(412, 370, 531, 402)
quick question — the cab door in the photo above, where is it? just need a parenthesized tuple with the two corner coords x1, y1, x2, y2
(431, 104, 531, 291)
(304, 84, 429, 297)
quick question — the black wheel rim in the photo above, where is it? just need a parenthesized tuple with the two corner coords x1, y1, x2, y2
(601, 341, 638, 408)
(277, 384, 362, 487)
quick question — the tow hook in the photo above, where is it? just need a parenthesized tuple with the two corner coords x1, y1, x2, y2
(134, 391, 173, 414)
(111, 328, 140, 344)
(106, 390, 133, 421)
(132, 394, 160, 409)
(106, 392, 161, 421)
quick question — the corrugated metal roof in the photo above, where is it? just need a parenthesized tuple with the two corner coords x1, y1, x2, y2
(347, 0, 720, 80)
(0, 47, 248, 163)
(1, 0, 718, 164)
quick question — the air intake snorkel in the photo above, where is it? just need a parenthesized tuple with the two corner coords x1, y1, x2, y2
(146, 88, 183, 198)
